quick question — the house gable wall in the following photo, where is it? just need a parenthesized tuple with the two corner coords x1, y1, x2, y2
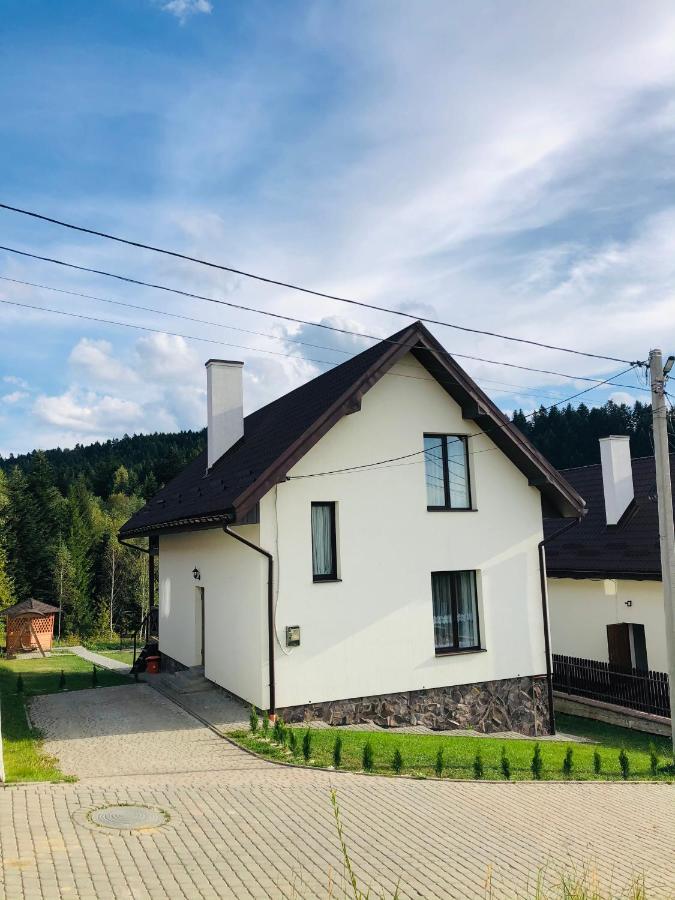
(259, 352, 546, 710)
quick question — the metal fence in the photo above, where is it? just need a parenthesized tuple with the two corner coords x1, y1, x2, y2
(552, 653, 670, 718)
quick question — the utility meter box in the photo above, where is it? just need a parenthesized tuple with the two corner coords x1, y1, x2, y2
(286, 625, 301, 647)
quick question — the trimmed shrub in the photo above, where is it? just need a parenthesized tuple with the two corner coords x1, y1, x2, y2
(249, 706, 259, 734)
(16, 673, 24, 694)
(472, 750, 484, 780)
(562, 746, 574, 778)
(649, 743, 659, 777)
(288, 730, 298, 755)
(434, 748, 444, 778)
(500, 746, 511, 780)
(531, 743, 543, 780)
(362, 740, 374, 772)
(333, 735, 342, 769)
(91, 665, 98, 687)
(593, 749, 602, 776)
(302, 729, 312, 762)
(272, 716, 286, 744)
(392, 748, 403, 775)
(619, 749, 630, 780)
(58, 669, 66, 690)
(262, 711, 270, 737)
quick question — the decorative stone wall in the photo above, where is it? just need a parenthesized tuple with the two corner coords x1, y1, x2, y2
(277, 675, 550, 736)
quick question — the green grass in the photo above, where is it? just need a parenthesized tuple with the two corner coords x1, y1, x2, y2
(556, 713, 672, 755)
(92, 649, 134, 665)
(0, 653, 133, 783)
(231, 720, 675, 782)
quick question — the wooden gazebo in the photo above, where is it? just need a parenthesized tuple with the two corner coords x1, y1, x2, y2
(2, 599, 58, 657)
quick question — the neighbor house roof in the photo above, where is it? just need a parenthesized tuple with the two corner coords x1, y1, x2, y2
(544, 454, 675, 580)
(2, 598, 58, 618)
(120, 321, 585, 538)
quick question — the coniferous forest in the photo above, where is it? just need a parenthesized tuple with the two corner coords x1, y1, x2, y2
(0, 400, 671, 638)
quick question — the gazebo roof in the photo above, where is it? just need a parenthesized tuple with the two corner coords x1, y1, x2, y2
(2, 598, 58, 618)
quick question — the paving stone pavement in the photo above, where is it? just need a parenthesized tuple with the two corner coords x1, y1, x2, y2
(3, 684, 674, 899)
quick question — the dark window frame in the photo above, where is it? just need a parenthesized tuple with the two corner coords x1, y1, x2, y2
(424, 433, 472, 511)
(431, 570, 481, 654)
(311, 501, 338, 582)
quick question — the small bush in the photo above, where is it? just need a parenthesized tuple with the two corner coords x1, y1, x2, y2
(333, 735, 342, 769)
(472, 750, 484, 779)
(272, 716, 286, 744)
(649, 743, 659, 777)
(619, 748, 630, 780)
(362, 740, 374, 772)
(500, 746, 511, 780)
(302, 729, 312, 762)
(16, 673, 24, 694)
(91, 665, 98, 687)
(58, 669, 66, 690)
(434, 748, 444, 778)
(262, 711, 270, 736)
(288, 730, 298, 755)
(593, 749, 602, 776)
(562, 746, 574, 778)
(392, 748, 403, 775)
(531, 743, 543, 780)
(249, 706, 259, 733)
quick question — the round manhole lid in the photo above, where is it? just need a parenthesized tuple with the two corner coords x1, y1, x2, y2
(88, 804, 169, 831)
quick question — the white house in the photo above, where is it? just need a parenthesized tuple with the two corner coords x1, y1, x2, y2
(546, 436, 673, 674)
(120, 322, 584, 735)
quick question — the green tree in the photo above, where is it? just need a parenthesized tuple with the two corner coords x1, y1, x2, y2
(0, 470, 16, 608)
(52, 537, 78, 638)
(66, 477, 98, 635)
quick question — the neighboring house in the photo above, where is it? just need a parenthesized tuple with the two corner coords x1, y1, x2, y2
(120, 321, 584, 734)
(546, 436, 672, 674)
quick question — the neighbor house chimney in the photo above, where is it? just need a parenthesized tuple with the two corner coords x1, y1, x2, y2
(206, 359, 244, 469)
(599, 435, 634, 526)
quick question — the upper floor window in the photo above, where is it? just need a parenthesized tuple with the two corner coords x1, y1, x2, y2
(311, 502, 338, 581)
(423, 434, 470, 509)
(431, 570, 480, 653)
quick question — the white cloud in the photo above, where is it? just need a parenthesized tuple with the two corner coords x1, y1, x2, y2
(1, 391, 28, 404)
(159, 0, 212, 24)
(3, 375, 29, 389)
(33, 389, 144, 433)
(69, 338, 138, 386)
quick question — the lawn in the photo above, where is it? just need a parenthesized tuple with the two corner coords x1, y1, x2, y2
(0, 653, 133, 783)
(93, 649, 135, 665)
(231, 714, 675, 782)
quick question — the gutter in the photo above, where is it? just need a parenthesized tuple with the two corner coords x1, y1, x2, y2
(538, 515, 582, 735)
(223, 524, 276, 717)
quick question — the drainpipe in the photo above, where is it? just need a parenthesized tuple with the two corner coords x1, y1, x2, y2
(538, 515, 582, 735)
(223, 524, 276, 717)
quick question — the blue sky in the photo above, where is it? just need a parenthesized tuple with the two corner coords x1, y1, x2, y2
(1, 0, 674, 456)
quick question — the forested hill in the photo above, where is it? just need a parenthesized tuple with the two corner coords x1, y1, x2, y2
(512, 399, 665, 470)
(0, 429, 206, 500)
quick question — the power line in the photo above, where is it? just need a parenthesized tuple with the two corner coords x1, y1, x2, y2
(0, 244, 649, 391)
(0, 201, 638, 365)
(288, 364, 641, 479)
(0, 274, 594, 404)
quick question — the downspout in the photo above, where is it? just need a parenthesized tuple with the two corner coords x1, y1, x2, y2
(223, 524, 276, 717)
(538, 515, 582, 735)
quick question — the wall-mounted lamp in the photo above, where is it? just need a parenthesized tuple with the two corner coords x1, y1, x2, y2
(192, 567, 201, 581)
(625, 599, 632, 607)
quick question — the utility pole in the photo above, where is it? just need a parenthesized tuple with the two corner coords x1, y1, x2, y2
(649, 348, 675, 752)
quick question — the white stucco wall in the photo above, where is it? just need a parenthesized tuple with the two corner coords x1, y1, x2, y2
(259, 352, 547, 710)
(158, 526, 267, 707)
(548, 577, 668, 673)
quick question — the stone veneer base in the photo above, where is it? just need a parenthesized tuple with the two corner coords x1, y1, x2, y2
(277, 675, 551, 736)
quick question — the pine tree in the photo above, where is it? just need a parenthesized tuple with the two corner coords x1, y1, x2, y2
(67, 478, 97, 636)
(0, 470, 15, 608)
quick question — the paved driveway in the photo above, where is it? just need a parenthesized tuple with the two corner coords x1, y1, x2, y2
(2, 684, 673, 899)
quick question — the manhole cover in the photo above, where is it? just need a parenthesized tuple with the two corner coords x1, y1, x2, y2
(88, 805, 169, 831)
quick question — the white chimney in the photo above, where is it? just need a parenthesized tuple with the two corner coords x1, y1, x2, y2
(206, 359, 244, 469)
(599, 435, 634, 526)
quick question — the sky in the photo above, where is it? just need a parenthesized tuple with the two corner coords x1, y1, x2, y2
(1, 0, 675, 457)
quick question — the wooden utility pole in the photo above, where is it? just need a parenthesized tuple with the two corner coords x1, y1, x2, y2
(649, 348, 675, 751)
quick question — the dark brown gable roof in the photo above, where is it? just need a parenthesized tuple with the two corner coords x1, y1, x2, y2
(544, 454, 674, 580)
(2, 598, 58, 618)
(120, 321, 585, 538)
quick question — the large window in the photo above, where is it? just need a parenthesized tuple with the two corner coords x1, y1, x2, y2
(423, 434, 470, 509)
(311, 502, 338, 581)
(431, 571, 480, 653)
